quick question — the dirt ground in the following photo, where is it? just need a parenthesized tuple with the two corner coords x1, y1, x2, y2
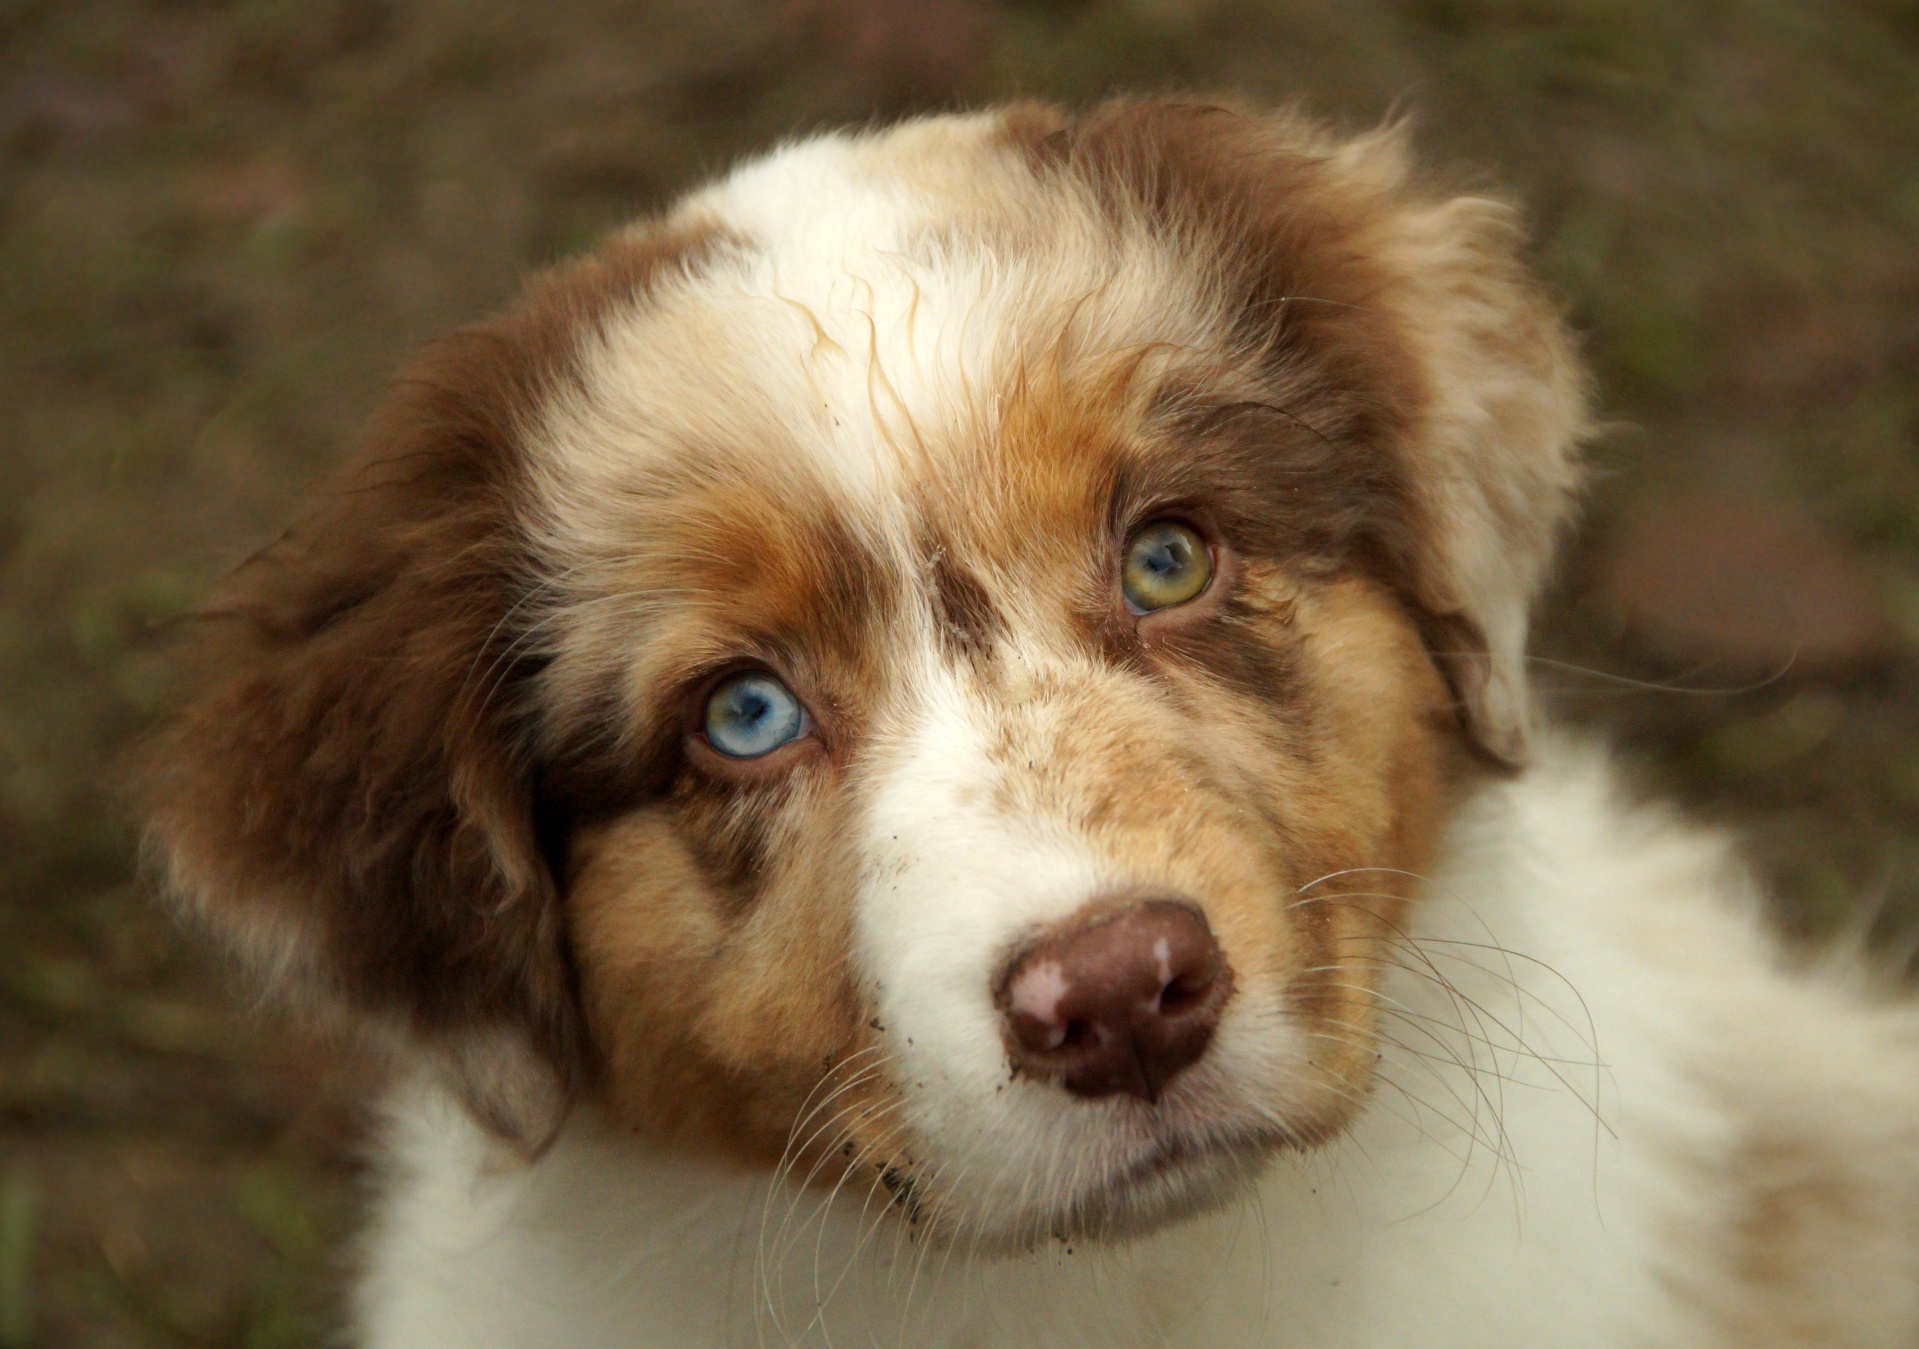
(2, 1, 1917, 1343)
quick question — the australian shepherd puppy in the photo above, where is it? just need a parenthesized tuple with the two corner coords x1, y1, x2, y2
(138, 98, 1919, 1347)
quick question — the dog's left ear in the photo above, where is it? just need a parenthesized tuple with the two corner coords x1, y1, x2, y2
(133, 233, 712, 1149)
(1343, 132, 1591, 767)
(1041, 99, 1589, 765)
(1246, 112, 1592, 767)
(133, 318, 582, 1149)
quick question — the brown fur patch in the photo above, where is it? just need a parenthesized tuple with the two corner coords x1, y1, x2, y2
(136, 219, 726, 1146)
(1024, 100, 1427, 568)
(568, 798, 874, 1163)
(1655, 1121, 1907, 1347)
(1039, 102, 1422, 429)
(536, 455, 909, 1157)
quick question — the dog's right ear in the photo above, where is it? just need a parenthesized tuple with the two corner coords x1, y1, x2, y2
(135, 227, 714, 1150)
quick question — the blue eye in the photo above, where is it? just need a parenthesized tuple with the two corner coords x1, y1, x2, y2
(703, 671, 808, 759)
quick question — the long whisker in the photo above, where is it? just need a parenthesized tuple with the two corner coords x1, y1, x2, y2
(1287, 894, 1611, 1132)
(755, 1047, 891, 1343)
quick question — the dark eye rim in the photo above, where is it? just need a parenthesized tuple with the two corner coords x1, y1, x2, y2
(1119, 514, 1225, 619)
(681, 661, 826, 779)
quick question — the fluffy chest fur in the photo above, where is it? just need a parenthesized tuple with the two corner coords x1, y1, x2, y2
(138, 98, 1919, 1347)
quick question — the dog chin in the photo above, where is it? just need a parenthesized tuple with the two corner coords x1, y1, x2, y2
(943, 1129, 1281, 1254)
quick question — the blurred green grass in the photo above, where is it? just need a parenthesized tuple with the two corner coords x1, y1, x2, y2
(2, 0, 1917, 1342)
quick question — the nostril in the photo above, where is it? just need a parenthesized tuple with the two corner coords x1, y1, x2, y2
(1012, 1013, 1094, 1056)
(1157, 971, 1212, 1016)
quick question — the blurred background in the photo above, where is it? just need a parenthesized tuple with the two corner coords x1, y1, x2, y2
(2, 0, 1917, 1343)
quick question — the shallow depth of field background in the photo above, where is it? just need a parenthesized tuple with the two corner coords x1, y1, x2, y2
(3, 1, 1918, 1343)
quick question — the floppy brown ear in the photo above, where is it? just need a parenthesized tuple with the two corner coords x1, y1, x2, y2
(136, 232, 710, 1149)
(1042, 99, 1590, 765)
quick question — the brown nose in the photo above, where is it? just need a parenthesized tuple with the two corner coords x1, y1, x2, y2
(996, 900, 1233, 1102)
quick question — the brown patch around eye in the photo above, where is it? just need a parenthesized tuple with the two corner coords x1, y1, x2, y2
(1149, 587, 1305, 713)
(1145, 397, 1394, 572)
(664, 775, 778, 914)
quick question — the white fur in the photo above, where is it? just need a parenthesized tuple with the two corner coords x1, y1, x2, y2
(846, 650, 1315, 1245)
(356, 738, 1919, 1347)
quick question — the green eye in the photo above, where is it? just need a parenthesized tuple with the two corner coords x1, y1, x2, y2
(1121, 520, 1213, 613)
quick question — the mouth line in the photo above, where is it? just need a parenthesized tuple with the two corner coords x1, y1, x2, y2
(1013, 1124, 1280, 1245)
(1112, 1125, 1272, 1189)
(870, 1109, 1287, 1249)
(1040, 1129, 1273, 1243)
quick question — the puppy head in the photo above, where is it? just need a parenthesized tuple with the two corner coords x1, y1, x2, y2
(139, 99, 1586, 1246)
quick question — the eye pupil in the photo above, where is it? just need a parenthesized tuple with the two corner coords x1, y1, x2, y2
(704, 671, 807, 759)
(1122, 520, 1212, 613)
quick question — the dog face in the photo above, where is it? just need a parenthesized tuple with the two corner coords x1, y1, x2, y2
(140, 100, 1585, 1248)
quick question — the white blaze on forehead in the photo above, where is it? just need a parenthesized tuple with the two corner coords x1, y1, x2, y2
(525, 111, 1231, 561)
(855, 655, 1106, 1097)
(666, 119, 1227, 503)
(849, 651, 1300, 1234)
